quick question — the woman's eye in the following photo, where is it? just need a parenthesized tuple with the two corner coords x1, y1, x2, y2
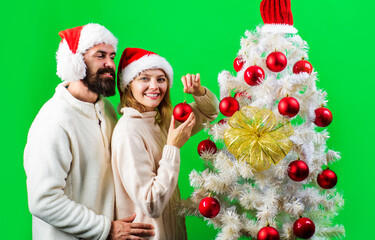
(141, 77, 148, 81)
(158, 78, 166, 82)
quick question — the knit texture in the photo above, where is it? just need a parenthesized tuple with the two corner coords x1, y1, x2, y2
(24, 83, 117, 240)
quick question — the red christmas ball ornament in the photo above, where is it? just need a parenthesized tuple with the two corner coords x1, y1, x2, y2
(317, 168, 337, 189)
(293, 217, 315, 239)
(199, 197, 220, 218)
(278, 96, 300, 118)
(266, 52, 287, 72)
(257, 226, 280, 240)
(198, 139, 217, 156)
(244, 66, 265, 86)
(219, 97, 240, 117)
(293, 59, 313, 74)
(314, 107, 333, 127)
(288, 160, 309, 182)
(173, 102, 193, 122)
(233, 56, 244, 72)
(234, 91, 252, 100)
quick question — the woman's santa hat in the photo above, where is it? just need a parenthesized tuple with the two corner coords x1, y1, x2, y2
(260, 0, 298, 33)
(56, 23, 118, 82)
(117, 47, 173, 94)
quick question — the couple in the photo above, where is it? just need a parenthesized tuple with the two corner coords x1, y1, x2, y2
(24, 23, 219, 240)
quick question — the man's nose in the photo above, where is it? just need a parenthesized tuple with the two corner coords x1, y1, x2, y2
(104, 57, 116, 70)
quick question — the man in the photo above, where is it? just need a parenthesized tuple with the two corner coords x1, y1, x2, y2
(24, 23, 155, 240)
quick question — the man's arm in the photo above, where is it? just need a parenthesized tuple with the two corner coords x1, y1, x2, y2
(24, 120, 111, 239)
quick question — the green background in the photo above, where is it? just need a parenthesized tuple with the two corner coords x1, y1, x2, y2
(2, 0, 373, 239)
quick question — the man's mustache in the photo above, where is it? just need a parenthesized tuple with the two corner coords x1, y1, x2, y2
(97, 67, 116, 79)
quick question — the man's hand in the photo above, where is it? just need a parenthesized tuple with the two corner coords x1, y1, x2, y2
(181, 73, 206, 96)
(108, 214, 155, 240)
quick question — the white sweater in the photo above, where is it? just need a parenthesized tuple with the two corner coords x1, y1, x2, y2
(111, 88, 219, 240)
(24, 83, 117, 240)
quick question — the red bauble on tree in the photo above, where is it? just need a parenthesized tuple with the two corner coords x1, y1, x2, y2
(244, 65, 265, 86)
(278, 96, 300, 118)
(293, 59, 313, 74)
(219, 97, 240, 117)
(173, 102, 193, 122)
(288, 160, 309, 182)
(314, 107, 333, 127)
(233, 56, 244, 72)
(293, 217, 315, 239)
(266, 51, 287, 72)
(199, 197, 220, 218)
(317, 168, 337, 189)
(198, 139, 217, 156)
(257, 226, 280, 240)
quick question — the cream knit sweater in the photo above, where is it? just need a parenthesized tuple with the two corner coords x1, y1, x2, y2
(24, 83, 117, 240)
(111, 88, 219, 239)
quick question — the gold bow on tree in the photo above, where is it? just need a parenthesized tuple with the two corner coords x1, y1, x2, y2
(224, 106, 294, 172)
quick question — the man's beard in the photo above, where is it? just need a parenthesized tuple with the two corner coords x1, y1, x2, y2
(82, 67, 116, 97)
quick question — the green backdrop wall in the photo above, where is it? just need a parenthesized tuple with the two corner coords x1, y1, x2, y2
(2, 0, 373, 239)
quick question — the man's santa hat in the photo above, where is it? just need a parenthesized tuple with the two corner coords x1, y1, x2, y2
(56, 23, 118, 82)
(260, 0, 298, 34)
(117, 47, 173, 94)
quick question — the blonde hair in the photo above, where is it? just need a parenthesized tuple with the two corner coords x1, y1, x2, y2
(120, 70, 172, 129)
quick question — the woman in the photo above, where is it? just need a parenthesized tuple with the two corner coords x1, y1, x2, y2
(111, 47, 219, 239)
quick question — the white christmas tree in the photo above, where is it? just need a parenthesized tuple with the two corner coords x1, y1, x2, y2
(180, 0, 345, 239)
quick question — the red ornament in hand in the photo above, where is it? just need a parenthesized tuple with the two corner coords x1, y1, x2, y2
(293, 59, 313, 74)
(198, 139, 217, 156)
(233, 56, 244, 72)
(314, 107, 333, 127)
(257, 226, 280, 240)
(293, 217, 315, 239)
(244, 66, 265, 86)
(288, 160, 309, 182)
(173, 102, 193, 122)
(219, 97, 240, 117)
(199, 197, 220, 218)
(317, 168, 337, 189)
(278, 96, 300, 117)
(234, 91, 252, 100)
(266, 52, 287, 72)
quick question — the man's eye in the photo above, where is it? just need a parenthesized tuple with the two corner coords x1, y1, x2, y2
(97, 55, 105, 58)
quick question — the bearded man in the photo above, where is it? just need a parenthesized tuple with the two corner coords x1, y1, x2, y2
(24, 23, 154, 240)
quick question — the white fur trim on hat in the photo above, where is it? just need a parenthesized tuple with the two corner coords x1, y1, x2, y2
(261, 24, 298, 34)
(119, 54, 173, 92)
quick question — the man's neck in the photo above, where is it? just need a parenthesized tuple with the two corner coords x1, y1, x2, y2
(67, 80, 99, 103)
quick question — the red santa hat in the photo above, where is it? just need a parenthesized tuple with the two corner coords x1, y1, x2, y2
(56, 23, 118, 82)
(260, 0, 298, 33)
(117, 47, 173, 93)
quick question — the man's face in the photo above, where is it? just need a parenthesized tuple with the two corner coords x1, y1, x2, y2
(82, 43, 116, 97)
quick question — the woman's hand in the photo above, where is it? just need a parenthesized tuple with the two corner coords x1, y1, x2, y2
(167, 113, 196, 149)
(181, 73, 206, 96)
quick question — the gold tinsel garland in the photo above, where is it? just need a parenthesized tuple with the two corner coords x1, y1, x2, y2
(224, 106, 294, 172)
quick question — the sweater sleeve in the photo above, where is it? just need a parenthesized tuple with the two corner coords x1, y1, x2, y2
(189, 87, 220, 136)
(24, 120, 111, 240)
(114, 131, 180, 218)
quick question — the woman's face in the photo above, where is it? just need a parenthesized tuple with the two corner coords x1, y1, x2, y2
(130, 69, 168, 111)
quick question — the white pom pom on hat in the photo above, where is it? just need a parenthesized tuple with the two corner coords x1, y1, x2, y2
(56, 23, 118, 82)
(117, 47, 173, 94)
